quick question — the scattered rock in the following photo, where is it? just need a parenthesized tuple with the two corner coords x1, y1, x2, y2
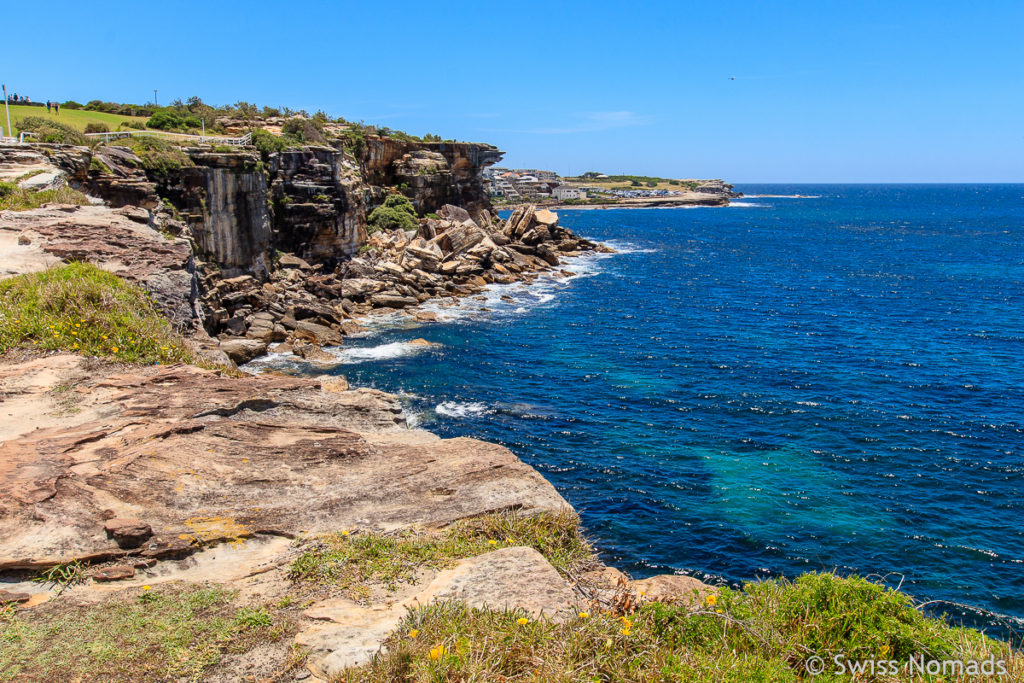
(278, 253, 312, 270)
(104, 518, 153, 549)
(0, 590, 30, 605)
(632, 574, 716, 608)
(92, 565, 136, 582)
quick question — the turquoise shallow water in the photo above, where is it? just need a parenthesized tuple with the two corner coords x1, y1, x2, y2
(258, 185, 1024, 637)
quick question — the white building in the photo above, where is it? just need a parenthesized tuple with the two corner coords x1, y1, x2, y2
(552, 186, 587, 201)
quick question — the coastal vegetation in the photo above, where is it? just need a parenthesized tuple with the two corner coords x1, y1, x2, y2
(0, 262, 197, 365)
(0, 585, 296, 681)
(112, 136, 195, 176)
(0, 180, 89, 211)
(5, 97, 452, 145)
(288, 511, 594, 598)
(345, 573, 1021, 681)
(366, 193, 419, 234)
(10, 116, 87, 145)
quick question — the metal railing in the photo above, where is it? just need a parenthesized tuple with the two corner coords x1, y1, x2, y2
(84, 130, 252, 146)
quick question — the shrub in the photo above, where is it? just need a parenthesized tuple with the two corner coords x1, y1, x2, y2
(366, 193, 417, 234)
(15, 116, 87, 145)
(0, 262, 198, 364)
(84, 122, 110, 134)
(147, 110, 201, 131)
(61, 100, 83, 110)
(250, 128, 288, 159)
(281, 117, 326, 144)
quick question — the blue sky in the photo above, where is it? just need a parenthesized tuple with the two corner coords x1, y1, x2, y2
(8, 0, 1023, 182)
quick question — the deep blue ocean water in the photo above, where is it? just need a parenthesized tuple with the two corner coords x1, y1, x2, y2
(259, 185, 1024, 636)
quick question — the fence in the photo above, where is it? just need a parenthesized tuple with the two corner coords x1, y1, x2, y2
(12, 129, 252, 146)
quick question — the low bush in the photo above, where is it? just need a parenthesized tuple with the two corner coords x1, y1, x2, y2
(83, 122, 109, 134)
(366, 193, 418, 234)
(0, 262, 198, 364)
(0, 182, 90, 211)
(15, 116, 87, 145)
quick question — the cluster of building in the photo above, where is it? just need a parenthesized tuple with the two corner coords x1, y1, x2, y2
(483, 168, 588, 201)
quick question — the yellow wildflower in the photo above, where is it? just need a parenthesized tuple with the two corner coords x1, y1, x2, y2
(341, 530, 350, 536)
(429, 645, 445, 660)
(578, 612, 590, 619)
(705, 594, 718, 606)
(160, 346, 169, 350)
(621, 628, 631, 636)
(409, 629, 419, 639)
(111, 347, 119, 353)
(488, 539, 498, 546)
(517, 617, 530, 625)
(142, 585, 151, 591)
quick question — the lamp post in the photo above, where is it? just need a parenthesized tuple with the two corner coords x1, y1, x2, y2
(154, 89, 158, 106)
(2, 84, 11, 141)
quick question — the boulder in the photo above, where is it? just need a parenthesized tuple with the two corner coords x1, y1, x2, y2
(103, 518, 153, 549)
(370, 293, 418, 309)
(294, 320, 343, 346)
(438, 204, 474, 226)
(341, 278, 378, 299)
(533, 209, 558, 227)
(220, 339, 268, 365)
(278, 253, 313, 270)
(294, 342, 338, 364)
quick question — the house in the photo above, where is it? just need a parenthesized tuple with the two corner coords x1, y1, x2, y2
(552, 186, 587, 201)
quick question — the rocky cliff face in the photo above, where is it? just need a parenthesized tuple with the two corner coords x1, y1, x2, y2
(269, 147, 366, 266)
(357, 137, 504, 222)
(158, 149, 273, 278)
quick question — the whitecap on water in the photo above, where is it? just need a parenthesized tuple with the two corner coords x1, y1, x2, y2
(436, 401, 491, 418)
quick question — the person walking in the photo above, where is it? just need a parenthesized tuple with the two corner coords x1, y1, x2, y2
(46, 101, 51, 113)
(53, 102, 59, 115)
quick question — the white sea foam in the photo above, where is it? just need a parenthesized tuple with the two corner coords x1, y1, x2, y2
(727, 201, 765, 208)
(334, 341, 435, 363)
(436, 401, 491, 418)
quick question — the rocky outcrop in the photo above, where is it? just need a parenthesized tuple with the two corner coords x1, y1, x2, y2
(0, 204, 200, 330)
(269, 147, 366, 264)
(0, 354, 570, 570)
(356, 137, 503, 223)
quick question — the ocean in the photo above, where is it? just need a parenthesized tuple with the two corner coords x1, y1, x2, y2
(255, 184, 1024, 638)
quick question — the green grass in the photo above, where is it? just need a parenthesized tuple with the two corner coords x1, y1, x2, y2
(2, 104, 148, 136)
(0, 262, 199, 365)
(0, 181, 90, 211)
(0, 585, 293, 682)
(342, 573, 1023, 682)
(288, 510, 595, 598)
